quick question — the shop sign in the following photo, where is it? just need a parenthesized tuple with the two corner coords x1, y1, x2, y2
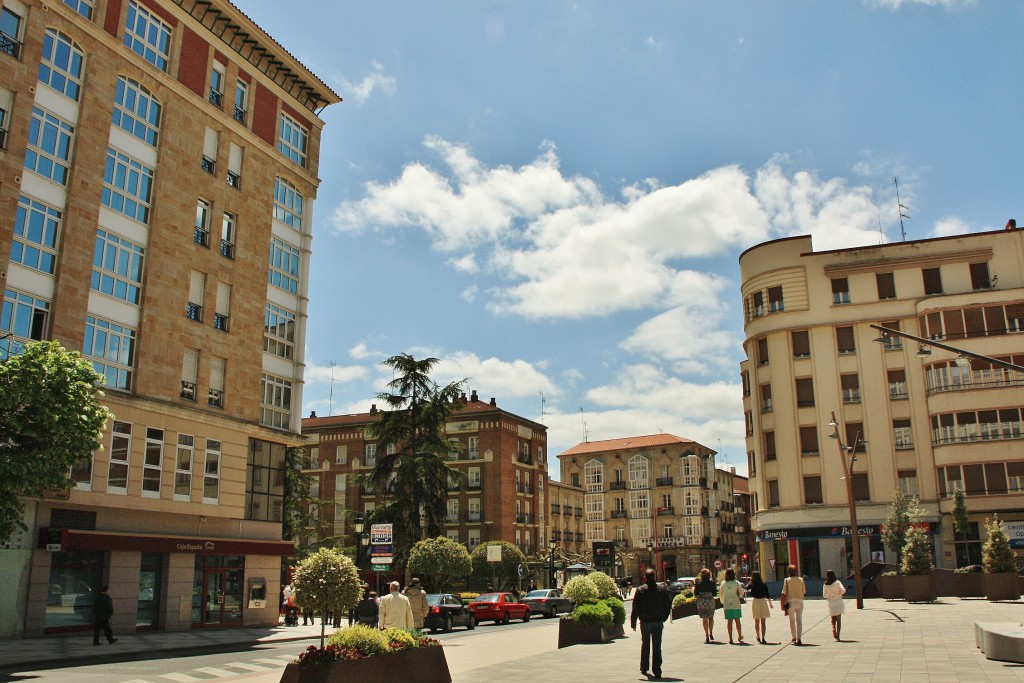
(1004, 521, 1024, 549)
(756, 522, 938, 543)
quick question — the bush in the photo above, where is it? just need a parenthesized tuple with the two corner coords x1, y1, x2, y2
(562, 574, 599, 605)
(983, 514, 1018, 573)
(588, 572, 619, 599)
(672, 593, 695, 609)
(570, 601, 613, 627)
(600, 596, 625, 625)
(328, 624, 389, 656)
(381, 628, 419, 652)
(954, 564, 983, 574)
(317, 624, 440, 664)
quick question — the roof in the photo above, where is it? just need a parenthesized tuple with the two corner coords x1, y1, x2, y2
(302, 397, 546, 432)
(558, 433, 705, 457)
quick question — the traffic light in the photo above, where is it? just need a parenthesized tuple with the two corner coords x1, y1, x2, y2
(742, 553, 748, 560)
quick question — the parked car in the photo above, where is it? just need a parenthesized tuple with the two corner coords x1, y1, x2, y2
(522, 589, 572, 617)
(423, 593, 477, 633)
(468, 592, 531, 624)
(667, 577, 696, 595)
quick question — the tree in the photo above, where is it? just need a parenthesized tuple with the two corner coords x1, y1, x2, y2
(0, 341, 112, 544)
(898, 498, 930, 575)
(283, 446, 344, 561)
(951, 488, 970, 537)
(982, 514, 1017, 573)
(368, 354, 466, 566)
(292, 547, 362, 647)
(471, 541, 527, 590)
(407, 536, 472, 592)
(881, 490, 914, 567)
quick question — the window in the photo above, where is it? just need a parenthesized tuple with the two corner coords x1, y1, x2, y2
(202, 126, 217, 173)
(747, 451, 756, 477)
(259, 373, 292, 429)
(467, 436, 479, 459)
(799, 426, 818, 456)
(768, 286, 784, 312)
(831, 277, 850, 304)
(876, 272, 896, 300)
(585, 494, 603, 520)
(112, 77, 160, 145)
(922, 267, 943, 295)
(1, 288, 49, 358)
(273, 178, 303, 230)
(268, 238, 300, 293)
(25, 107, 74, 185)
(570, 472, 580, 487)
(174, 434, 193, 499)
(741, 371, 750, 397)
(836, 326, 856, 354)
(894, 419, 913, 449)
(851, 473, 870, 501)
(263, 303, 295, 359)
(795, 377, 815, 407)
(803, 476, 822, 505)
(0, 86, 10, 148)
(187, 270, 205, 322)
(628, 489, 650, 516)
(11, 195, 61, 274)
(91, 229, 144, 305)
(233, 80, 248, 123)
(969, 262, 990, 290)
(750, 290, 764, 318)
(880, 320, 902, 350)
(220, 213, 235, 259)
(194, 199, 210, 246)
(845, 422, 866, 453)
(278, 113, 308, 166)
(107, 421, 131, 492)
(888, 369, 907, 399)
(246, 438, 285, 522)
(628, 455, 650, 488)
(204, 439, 221, 502)
(584, 460, 604, 492)
(364, 444, 377, 468)
(898, 470, 918, 497)
(102, 148, 153, 223)
(841, 373, 860, 404)
(0, 4, 24, 58)
(744, 410, 753, 436)
(62, 0, 93, 18)
(791, 330, 810, 358)
(123, 1, 171, 71)
(180, 347, 197, 400)
(1006, 303, 1024, 333)
(209, 62, 224, 105)
(764, 431, 776, 461)
(142, 427, 162, 495)
(83, 316, 134, 389)
(209, 356, 225, 407)
(214, 282, 230, 331)
(227, 142, 242, 189)
(759, 384, 772, 413)
(467, 466, 481, 489)
(1009, 462, 1024, 492)
(756, 337, 769, 365)
(767, 479, 779, 508)
(39, 29, 84, 100)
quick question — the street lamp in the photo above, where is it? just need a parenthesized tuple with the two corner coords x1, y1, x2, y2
(646, 541, 654, 577)
(871, 324, 1024, 373)
(828, 411, 865, 610)
(548, 538, 557, 589)
(353, 515, 366, 566)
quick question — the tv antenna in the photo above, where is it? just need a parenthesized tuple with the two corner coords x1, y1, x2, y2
(893, 177, 909, 241)
(327, 360, 337, 415)
(580, 407, 589, 443)
(539, 391, 546, 423)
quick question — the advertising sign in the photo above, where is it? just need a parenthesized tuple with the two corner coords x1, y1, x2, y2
(1005, 521, 1024, 549)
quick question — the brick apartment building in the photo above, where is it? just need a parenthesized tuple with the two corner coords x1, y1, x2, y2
(0, 0, 337, 637)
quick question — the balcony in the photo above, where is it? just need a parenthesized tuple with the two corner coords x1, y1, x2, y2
(194, 227, 210, 247)
(213, 313, 228, 332)
(180, 380, 196, 401)
(209, 88, 223, 106)
(516, 513, 532, 524)
(468, 512, 481, 522)
(186, 303, 203, 322)
(551, 531, 562, 541)
(226, 171, 241, 190)
(233, 106, 247, 124)
(702, 536, 711, 546)
(574, 533, 584, 542)
(208, 388, 223, 408)
(466, 481, 482, 491)
(467, 449, 480, 460)
(0, 127, 7, 150)
(657, 507, 675, 516)
(611, 510, 627, 519)
(550, 504, 561, 515)
(220, 240, 234, 259)
(699, 477, 707, 488)
(609, 481, 626, 490)
(516, 482, 532, 494)
(574, 507, 583, 518)
(517, 453, 532, 465)
(0, 31, 22, 58)
(201, 156, 216, 174)
(700, 506, 708, 516)
(655, 476, 674, 487)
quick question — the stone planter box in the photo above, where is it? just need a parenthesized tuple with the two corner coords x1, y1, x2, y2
(902, 574, 937, 603)
(671, 600, 698, 620)
(984, 572, 1022, 602)
(557, 618, 625, 648)
(877, 575, 903, 601)
(954, 572, 985, 598)
(279, 646, 451, 683)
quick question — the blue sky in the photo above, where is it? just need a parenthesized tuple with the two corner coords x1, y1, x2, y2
(235, 0, 1020, 476)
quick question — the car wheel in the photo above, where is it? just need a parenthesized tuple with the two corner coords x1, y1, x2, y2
(467, 614, 476, 630)
(549, 606, 558, 618)
(501, 612, 510, 624)
(443, 615, 453, 633)
(523, 609, 530, 623)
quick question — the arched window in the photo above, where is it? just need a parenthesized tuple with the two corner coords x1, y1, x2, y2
(584, 459, 604, 492)
(38, 29, 84, 101)
(273, 177, 303, 230)
(628, 454, 650, 488)
(112, 76, 161, 145)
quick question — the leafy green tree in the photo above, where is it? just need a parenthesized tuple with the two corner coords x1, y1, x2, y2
(983, 514, 1018, 573)
(898, 498, 930, 575)
(292, 547, 362, 647)
(368, 354, 466, 566)
(282, 447, 344, 561)
(951, 488, 970, 537)
(0, 341, 112, 544)
(471, 541, 528, 590)
(881, 490, 914, 567)
(407, 536, 472, 592)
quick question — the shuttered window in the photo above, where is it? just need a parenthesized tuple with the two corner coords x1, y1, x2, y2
(876, 272, 896, 300)
(203, 126, 218, 171)
(795, 377, 814, 407)
(943, 310, 964, 340)
(791, 330, 810, 358)
(187, 271, 205, 321)
(214, 282, 230, 331)
(799, 426, 818, 455)
(756, 338, 769, 365)
(209, 356, 225, 407)
(852, 473, 870, 501)
(803, 476, 822, 504)
(985, 463, 1007, 495)
(923, 267, 943, 295)
(963, 464, 985, 495)
(969, 262, 990, 290)
(764, 431, 776, 461)
(836, 326, 855, 354)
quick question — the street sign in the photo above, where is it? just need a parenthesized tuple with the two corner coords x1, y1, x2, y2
(742, 563, 749, 573)
(713, 559, 722, 569)
(517, 564, 524, 577)
(370, 524, 393, 544)
(769, 559, 777, 570)
(487, 545, 502, 562)
(371, 564, 388, 572)
(371, 556, 393, 564)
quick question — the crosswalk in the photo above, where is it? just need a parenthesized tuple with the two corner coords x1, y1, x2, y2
(117, 653, 295, 682)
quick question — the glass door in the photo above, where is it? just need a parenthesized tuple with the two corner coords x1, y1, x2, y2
(205, 570, 226, 625)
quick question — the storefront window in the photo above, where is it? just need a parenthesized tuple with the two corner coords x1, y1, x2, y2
(137, 552, 162, 629)
(45, 551, 104, 632)
(772, 541, 790, 581)
(799, 539, 820, 578)
(192, 555, 245, 627)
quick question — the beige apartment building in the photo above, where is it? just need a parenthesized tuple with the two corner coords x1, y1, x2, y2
(0, 0, 337, 637)
(740, 226, 1024, 582)
(558, 434, 746, 580)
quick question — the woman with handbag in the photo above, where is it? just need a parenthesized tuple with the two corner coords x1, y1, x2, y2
(719, 568, 746, 644)
(694, 568, 718, 643)
(781, 565, 806, 645)
(745, 572, 773, 644)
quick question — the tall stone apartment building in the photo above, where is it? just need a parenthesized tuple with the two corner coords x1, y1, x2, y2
(740, 226, 1024, 582)
(558, 434, 746, 580)
(0, 0, 338, 637)
(301, 391, 549, 581)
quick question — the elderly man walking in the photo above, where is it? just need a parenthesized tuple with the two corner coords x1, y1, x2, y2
(378, 581, 414, 629)
(404, 578, 429, 630)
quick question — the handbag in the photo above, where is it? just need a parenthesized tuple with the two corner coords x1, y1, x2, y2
(780, 593, 788, 614)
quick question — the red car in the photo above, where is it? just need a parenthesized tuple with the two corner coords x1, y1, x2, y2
(469, 592, 531, 624)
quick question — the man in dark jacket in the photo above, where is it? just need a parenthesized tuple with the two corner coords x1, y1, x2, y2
(93, 585, 117, 645)
(630, 569, 671, 679)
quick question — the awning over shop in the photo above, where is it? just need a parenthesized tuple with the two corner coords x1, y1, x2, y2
(38, 528, 295, 556)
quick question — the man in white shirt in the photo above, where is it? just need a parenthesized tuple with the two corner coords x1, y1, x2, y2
(378, 581, 414, 629)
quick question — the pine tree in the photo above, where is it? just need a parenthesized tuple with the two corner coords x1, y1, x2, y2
(982, 514, 1017, 574)
(881, 490, 913, 567)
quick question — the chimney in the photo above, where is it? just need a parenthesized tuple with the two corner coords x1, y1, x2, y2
(470, 390, 478, 402)
(489, 397, 497, 406)
(309, 410, 317, 418)
(370, 404, 377, 414)
(1006, 218, 1017, 230)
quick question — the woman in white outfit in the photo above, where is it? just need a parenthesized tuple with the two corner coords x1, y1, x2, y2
(822, 569, 846, 640)
(781, 564, 806, 645)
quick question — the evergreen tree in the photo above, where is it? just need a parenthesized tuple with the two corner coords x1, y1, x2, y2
(982, 514, 1017, 573)
(881, 490, 914, 567)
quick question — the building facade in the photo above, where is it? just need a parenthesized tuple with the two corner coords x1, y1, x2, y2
(0, 0, 338, 637)
(301, 391, 549, 584)
(557, 434, 745, 580)
(740, 227, 1024, 582)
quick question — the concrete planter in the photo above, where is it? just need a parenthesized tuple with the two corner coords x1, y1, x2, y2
(902, 574, 937, 603)
(279, 646, 451, 683)
(953, 572, 985, 599)
(557, 618, 624, 648)
(671, 601, 698, 620)
(984, 572, 1021, 601)
(877, 575, 903, 601)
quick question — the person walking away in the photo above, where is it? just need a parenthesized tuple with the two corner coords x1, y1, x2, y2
(694, 568, 718, 643)
(378, 581, 413, 629)
(719, 568, 745, 644)
(823, 570, 846, 640)
(630, 568, 672, 679)
(404, 578, 429, 630)
(745, 572, 773, 644)
(356, 591, 379, 626)
(93, 585, 117, 645)
(781, 565, 806, 645)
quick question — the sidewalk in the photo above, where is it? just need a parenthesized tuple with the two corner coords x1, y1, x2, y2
(1, 598, 1022, 682)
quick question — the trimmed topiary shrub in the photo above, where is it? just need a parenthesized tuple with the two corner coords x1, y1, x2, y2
(570, 601, 613, 627)
(562, 574, 599, 605)
(672, 593, 695, 609)
(328, 623, 389, 656)
(381, 628, 420, 652)
(601, 596, 626, 625)
(588, 572, 619, 599)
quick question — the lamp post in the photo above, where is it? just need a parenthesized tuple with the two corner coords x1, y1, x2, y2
(646, 541, 654, 578)
(548, 538, 557, 589)
(870, 324, 1024, 373)
(828, 411, 865, 610)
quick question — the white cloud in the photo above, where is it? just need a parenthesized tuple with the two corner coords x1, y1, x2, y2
(339, 61, 397, 105)
(304, 360, 369, 385)
(432, 352, 558, 399)
(349, 343, 385, 361)
(867, 0, 973, 8)
(448, 253, 479, 274)
(929, 215, 971, 237)
(460, 284, 478, 302)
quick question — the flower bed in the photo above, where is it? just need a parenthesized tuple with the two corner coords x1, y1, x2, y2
(280, 627, 449, 683)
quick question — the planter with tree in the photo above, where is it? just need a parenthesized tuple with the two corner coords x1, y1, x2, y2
(982, 514, 1021, 601)
(557, 572, 625, 648)
(950, 490, 985, 598)
(900, 502, 936, 603)
(670, 588, 698, 620)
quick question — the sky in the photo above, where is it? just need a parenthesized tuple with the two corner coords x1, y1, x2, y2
(234, 0, 1021, 478)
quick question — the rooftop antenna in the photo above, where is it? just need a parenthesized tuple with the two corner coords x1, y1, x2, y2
(539, 391, 546, 423)
(877, 216, 884, 244)
(327, 360, 337, 415)
(580, 407, 589, 443)
(893, 176, 909, 241)
(718, 438, 729, 466)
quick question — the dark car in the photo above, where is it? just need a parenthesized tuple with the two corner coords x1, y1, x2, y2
(667, 577, 696, 596)
(468, 592, 531, 624)
(521, 589, 572, 617)
(423, 593, 477, 633)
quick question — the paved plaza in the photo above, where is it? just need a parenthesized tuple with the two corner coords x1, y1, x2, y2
(1, 597, 1021, 682)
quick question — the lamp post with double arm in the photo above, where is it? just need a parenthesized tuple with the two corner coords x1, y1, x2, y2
(827, 411, 865, 610)
(548, 538, 557, 589)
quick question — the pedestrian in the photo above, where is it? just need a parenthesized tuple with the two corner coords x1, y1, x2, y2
(404, 578, 429, 630)
(781, 565, 806, 645)
(745, 571, 773, 644)
(356, 590, 379, 626)
(823, 569, 846, 640)
(528, 579, 537, 592)
(92, 585, 117, 645)
(630, 568, 672, 679)
(694, 568, 718, 643)
(618, 576, 628, 599)
(719, 568, 745, 644)
(378, 581, 413, 629)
